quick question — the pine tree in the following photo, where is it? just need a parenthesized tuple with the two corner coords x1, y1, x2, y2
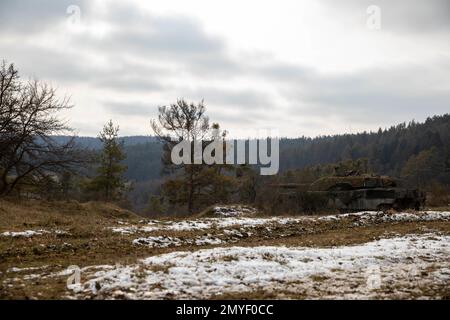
(90, 120, 127, 201)
(401, 147, 445, 189)
(146, 195, 165, 216)
(151, 99, 235, 214)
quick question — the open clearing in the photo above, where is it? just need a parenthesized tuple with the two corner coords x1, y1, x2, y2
(1, 200, 449, 299)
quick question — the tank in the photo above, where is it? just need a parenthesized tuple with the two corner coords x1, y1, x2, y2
(272, 173, 425, 212)
(309, 174, 396, 191)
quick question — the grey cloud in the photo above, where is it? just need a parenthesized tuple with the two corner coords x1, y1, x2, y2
(0, 40, 173, 94)
(320, 0, 450, 34)
(70, 120, 103, 136)
(77, 2, 227, 69)
(1, 43, 152, 86)
(282, 62, 450, 125)
(1, 0, 241, 93)
(94, 75, 164, 93)
(76, 3, 237, 75)
(2, 0, 450, 137)
(174, 86, 275, 122)
(103, 92, 270, 127)
(194, 87, 272, 108)
(211, 111, 268, 128)
(103, 101, 154, 117)
(201, 89, 276, 126)
(132, 85, 276, 126)
(256, 63, 315, 82)
(0, 44, 93, 82)
(104, 19, 223, 56)
(0, 0, 88, 35)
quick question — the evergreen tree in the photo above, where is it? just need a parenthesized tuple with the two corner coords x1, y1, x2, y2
(146, 195, 165, 216)
(401, 147, 445, 189)
(151, 99, 235, 214)
(90, 120, 127, 201)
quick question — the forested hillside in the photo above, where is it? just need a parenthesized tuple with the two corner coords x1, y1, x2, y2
(53, 136, 158, 150)
(56, 114, 449, 212)
(64, 114, 450, 186)
(279, 114, 450, 183)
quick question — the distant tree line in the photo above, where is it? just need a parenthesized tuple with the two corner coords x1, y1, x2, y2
(278, 116, 450, 184)
(94, 114, 450, 189)
(52, 112, 450, 214)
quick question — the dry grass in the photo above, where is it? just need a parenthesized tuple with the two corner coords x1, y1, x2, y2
(0, 199, 137, 231)
(1, 199, 449, 299)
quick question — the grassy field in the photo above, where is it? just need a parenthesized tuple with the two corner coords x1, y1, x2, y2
(1, 200, 449, 299)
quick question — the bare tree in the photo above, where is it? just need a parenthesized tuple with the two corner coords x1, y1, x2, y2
(0, 60, 84, 196)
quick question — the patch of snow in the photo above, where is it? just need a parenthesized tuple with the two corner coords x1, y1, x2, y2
(317, 211, 450, 224)
(7, 265, 49, 273)
(108, 211, 450, 238)
(1, 229, 69, 238)
(23, 274, 41, 280)
(110, 226, 138, 234)
(55, 230, 70, 235)
(1, 229, 49, 238)
(110, 217, 289, 234)
(69, 234, 450, 299)
(132, 236, 183, 248)
(146, 220, 213, 232)
(133, 235, 224, 248)
(223, 229, 244, 237)
(318, 211, 378, 221)
(194, 236, 223, 246)
(384, 211, 450, 222)
(213, 205, 257, 217)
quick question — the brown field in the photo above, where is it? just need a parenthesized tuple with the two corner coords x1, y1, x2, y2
(1, 200, 449, 299)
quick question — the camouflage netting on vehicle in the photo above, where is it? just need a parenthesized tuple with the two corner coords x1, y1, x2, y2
(309, 175, 397, 191)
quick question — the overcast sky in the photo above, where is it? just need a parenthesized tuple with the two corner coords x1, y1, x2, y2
(1, 0, 449, 137)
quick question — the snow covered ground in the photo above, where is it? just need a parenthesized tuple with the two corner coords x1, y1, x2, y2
(2, 210, 449, 299)
(106, 211, 450, 249)
(213, 205, 257, 217)
(7, 211, 449, 240)
(110, 217, 276, 235)
(110, 211, 450, 235)
(65, 233, 450, 299)
(132, 235, 225, 248)
(0, 229, 69, 238)
(318, 210, 450, 223)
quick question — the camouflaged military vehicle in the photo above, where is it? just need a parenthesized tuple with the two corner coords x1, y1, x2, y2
(274, 173, 425, 212)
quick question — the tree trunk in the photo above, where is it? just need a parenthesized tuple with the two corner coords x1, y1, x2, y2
(187, 167, 194, 214)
